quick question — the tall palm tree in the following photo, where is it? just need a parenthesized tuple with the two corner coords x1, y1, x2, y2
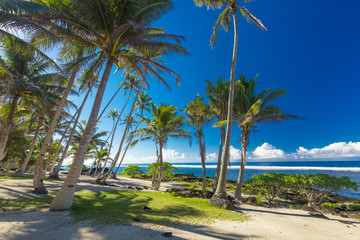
(205, 77, 229, 192)
(111, 92, 152, 178)
(135, 103, 191, 190)
(194, 0, 267, 206)
(185, 95, 213, 191)
(43, 1, 187, 210)
(233, 75, 303, 199)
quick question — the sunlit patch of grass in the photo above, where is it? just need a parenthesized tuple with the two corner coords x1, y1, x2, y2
(0, 195, 54, 212)
(71, 190, 246, 225)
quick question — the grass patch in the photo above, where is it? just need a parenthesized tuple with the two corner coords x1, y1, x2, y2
(0, 174, 34, 180)
(0, 189, 246, 226)
(71, 190, 245, 225)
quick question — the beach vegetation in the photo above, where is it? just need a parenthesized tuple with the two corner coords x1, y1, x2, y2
(122, 165, 144, 177)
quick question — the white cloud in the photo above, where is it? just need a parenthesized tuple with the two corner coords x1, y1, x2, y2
(294, 142, 360, 159)
(230, 146, 242, 160)
(163, 149, 186, 161)
(251, 143, 286, 159)
(206, 152, 218, 161)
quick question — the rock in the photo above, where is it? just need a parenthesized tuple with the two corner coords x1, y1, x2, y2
(321, 205, 337, 214)
(143, 206, 152, 210)
(174, 173, 194, 177)
(143, 186, 149, 189)
(161, 232, 172, 238)
(126, 186, 135, 190)
(135, 186, 143, 190)
(133, 218, 141, 222)
(337, 205, 347, 211)
(209, 195, 235, 210)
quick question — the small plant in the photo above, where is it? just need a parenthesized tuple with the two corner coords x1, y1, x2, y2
(188, 185, 195, 190)
(289, 205, 293, 209)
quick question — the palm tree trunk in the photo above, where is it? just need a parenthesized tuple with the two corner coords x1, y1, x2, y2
(50, 58, 114, 210)
(234, 133, 248, 199)
(0, 94, 20, 161)
(15, 116, 44, 176)
(100, 81, 144, 182)
(97, 90, 132, 178)
(213, 126, 225, 192)
(49, 117, 76, 175)
(49, 83, 94, 179)
(32, 70, 77, 194)
(198, 134, 207, 191)
(153, 142, 163, 190)
(211, 12, 238, 203)
(97, 86, 122, 121)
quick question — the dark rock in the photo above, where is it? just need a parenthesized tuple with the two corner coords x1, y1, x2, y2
(126, 186, 135, 190)
(135, 186, 143, 190)
(174, 173, 194, 177)
(143, 186, 149, 189)
(143, 206, 152, 210)
(209, 195, 235, 210)
(337, 205, 347, 211)
(161, 232, 172, 238)
(133, 218, 141, 222)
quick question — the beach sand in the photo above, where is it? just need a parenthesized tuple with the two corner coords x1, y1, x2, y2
(0, 175, 359, 240)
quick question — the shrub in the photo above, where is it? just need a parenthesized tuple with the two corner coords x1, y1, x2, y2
(348, 201, 360, 211)
(146, 162, 179, 180)
(122, 165, 144, 177)
(323, 202, 338, 209)
(286, 174, 358, 206)
(247, 172, 288, 204)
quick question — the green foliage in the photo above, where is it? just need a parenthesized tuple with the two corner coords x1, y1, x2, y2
(146, 162, 179, 179)
(122, 165, 144, 177)
(323, 202, 339, 209)
(248, 172, 288, 204)
(188, 185, 195, 190)
(348, 201, 360, 211)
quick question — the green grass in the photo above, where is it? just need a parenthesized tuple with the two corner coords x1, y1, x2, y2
(0, 174, 63, 181)
(0, 190, 246, 226)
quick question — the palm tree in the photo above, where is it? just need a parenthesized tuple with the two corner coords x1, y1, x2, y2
(44, 0, 187, 210)
(205, 77, 229, 192)
(111, 92, 152, 178)
(0, 44, 64, 163)
(233, 75, 303, 199)
(194, 0, 267, 206)
(185, 95, 214, 191)
(135, 103, 191, 190)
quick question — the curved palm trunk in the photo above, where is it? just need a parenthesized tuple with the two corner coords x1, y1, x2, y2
(97, 90, 132, 178)
(15, 116, 44, 176)
(49, 116, 77, 175)
(198, 133, 207, 191)
(32, 71, 77, 194)
(49, 83, 93, 179)
(112, 110, 143, 177)
(0, 94, 20, 161)
(234, 132, 249, 199)
(50, 58, 114, 210)
(213, 126, 225, 192)
(212, 12, 238, 201)
(153, 142, 163, 190)
(97, 86, 122, 121)
(100, 81, 144, 182)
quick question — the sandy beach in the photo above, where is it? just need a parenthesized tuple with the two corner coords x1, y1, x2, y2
(0, 175, 359, 240)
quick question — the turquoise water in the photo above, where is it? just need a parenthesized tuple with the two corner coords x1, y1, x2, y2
(63, 160, 360, 199)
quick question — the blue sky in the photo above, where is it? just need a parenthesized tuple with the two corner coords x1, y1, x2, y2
(69, 0, 360, 165)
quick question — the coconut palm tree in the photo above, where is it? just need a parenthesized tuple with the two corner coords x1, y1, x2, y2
(194, 0, 267, 206)
(205, 77, 229, 192)
(185, 95, 214, 191)
(0, 45, 64, 162)
(111, 92, 152, 178)
(233, 75, 303, 199)
(135, 103, 191, 190)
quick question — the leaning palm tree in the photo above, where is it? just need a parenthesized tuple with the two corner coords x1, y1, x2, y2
(194, 0, 267, 207)
(135, 103, 191, 190)
(185, 95, 214, 191)
(44, 0, 187, 210)
(205, 77, 229, 192)
(233, 75, 303, 199)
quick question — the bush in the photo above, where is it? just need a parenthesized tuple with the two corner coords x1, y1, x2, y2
(348, 201, 360, 211)
(247, 172, 288, 204)
(122, 165, 144, 177)
(285, 174, 358, 206)
(146, 162, 179, 180)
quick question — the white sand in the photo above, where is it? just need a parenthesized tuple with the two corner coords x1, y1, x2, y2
(0, 175, 359, 240)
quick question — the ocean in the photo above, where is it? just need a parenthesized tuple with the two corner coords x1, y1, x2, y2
(122, 160, 360, 199)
